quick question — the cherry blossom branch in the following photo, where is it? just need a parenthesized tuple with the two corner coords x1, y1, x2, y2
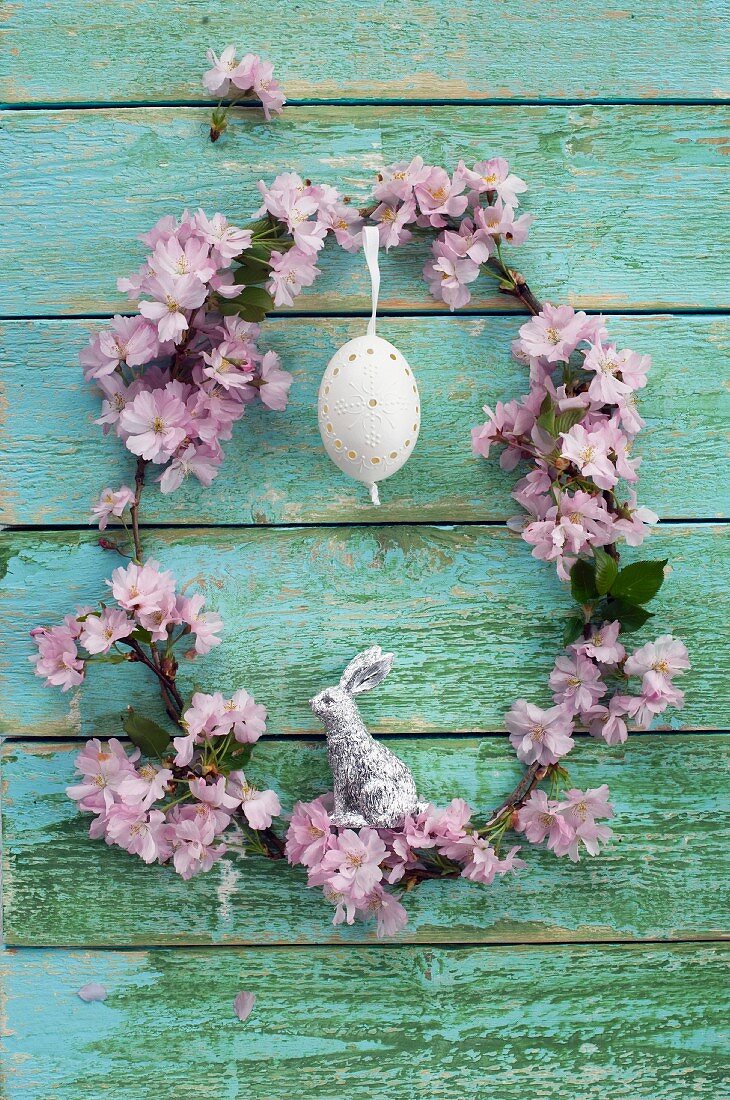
(130, 457, 147, 564)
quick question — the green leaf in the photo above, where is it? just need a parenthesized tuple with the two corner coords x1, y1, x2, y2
(610, 558, 668, 605)
(604, 599, 654, 633)
(131, 627, 153, 645)
(562, 613, 586, 646)
(535, 394, 555, 436)
(554, 408, 586, 435)
(233, 262, 269, 286)
(593, 547, 619, 596)
(121, 709, 171, 758)
(234, 286, 274, 311)
(570, 559, 598, 604)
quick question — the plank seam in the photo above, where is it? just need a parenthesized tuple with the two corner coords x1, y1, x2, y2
(3, 730, 728, 745)
(2, 518, 727, 533)
(2, 97, 728, 111)
(3, 937, 728, 952)
(3, 309, 730, 322)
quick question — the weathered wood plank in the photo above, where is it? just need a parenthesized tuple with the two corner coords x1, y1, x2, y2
(0, 526, 726, 739)
(1, 943, 728, 1100)
(2, 106, 728, 316)
(2, 735, 728, 947)
(1, 0, 727, 105)
(1, 316, 727, 526)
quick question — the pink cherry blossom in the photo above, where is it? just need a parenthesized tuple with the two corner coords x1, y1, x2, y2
(139, 273, 208, 343)
(118, 763, 174, 809)
(119, 387, 190, 463)
(414, 167, 468, 227)
(30, 624, 85, 691)
(109, 558, 176, 616)
(79, 608, 133, 655)
(203, 46, 252, 96)
(474, 199, 532, 246)
(572, 621, 626, 666)
(560, 422, 618, 490)
(80, 316, 160, 378)
(359, 886, 409, 938)
(457, 157, 527, 206)
(77, 983, 108, 1003)
(624, 634, 689, 690)
(320, 828, 387, 900)
(585, 696, 630, 745)
(66, 738, 137, 812)
(515, 789, 574, 849)
(105, 805, 172, 863)
(170, 815, 226, 880)
(285, 796, 334, 867)
(549, 653, 606, 715)
(250, 56, 286, 119)
(225, 689, 268, 743)
(194, 210, 253, 264)
(505, 700, 575, 766)
(176, 594, 223, 655)
(267, 247, 319, 307)
(91, 485, 136, 530)
(519, 304, 593, 363)
(373, 157, 429, 203)
(554, 786, 614, 861)
(257, 351, 293, 411)
(158, 443, 222, 493)
(372, 199, 417, 250)
(227, 772, 281, 830)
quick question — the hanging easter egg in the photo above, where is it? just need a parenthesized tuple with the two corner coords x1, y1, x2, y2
(317, 227, 420, 505)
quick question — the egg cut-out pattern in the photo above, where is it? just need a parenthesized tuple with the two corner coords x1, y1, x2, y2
(316, 226, 421, 505)
(317, 333, 421, 498)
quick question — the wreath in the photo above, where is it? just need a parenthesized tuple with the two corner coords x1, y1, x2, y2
(31, 48, 689, 940)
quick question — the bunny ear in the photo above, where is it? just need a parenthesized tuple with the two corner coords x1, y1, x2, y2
(339, 645, 394, 696)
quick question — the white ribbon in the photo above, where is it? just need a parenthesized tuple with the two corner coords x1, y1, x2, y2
(362, 225, 380, 338)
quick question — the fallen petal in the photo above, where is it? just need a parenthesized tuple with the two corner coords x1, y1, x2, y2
(77, 982, 107, 1002)
(233, 990, 255, 1022)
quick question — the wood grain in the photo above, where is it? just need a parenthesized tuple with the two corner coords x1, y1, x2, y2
(2, 106, 728, 317)
(1, 0, 727, 104)
(1, 525, 726, 739)
(2, 735, 728, 947)
(1, 315, 727, 526)
(1, 943, 728, 1099)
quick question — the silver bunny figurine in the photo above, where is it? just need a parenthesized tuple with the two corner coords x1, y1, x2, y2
(310, 645, 425, 829)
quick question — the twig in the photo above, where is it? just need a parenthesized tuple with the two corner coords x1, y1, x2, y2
(130, 457, 147, 564)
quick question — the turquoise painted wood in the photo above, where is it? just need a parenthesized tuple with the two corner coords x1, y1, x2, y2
(2, 943, 727, 1100)
(3, 735, 728, 947)
(1, 3, 728, 1094)
(1, 525, 726, 739)
(2, 106, 729, 317)
(1, 0, 728, 104)
(1, 315, 728, 525)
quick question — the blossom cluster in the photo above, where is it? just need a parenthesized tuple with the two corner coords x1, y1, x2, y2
(80, 208, 293, 495)
(507, 625, 690, 762)
(369, 155, 530, 309)
(285, 795, 524, 936)
(66, 729, 280, 880)
(472, 305, 658, 580)
(256, 172, 364, 303)
(203, 47, 285, 120)
(30, 557, 222, 692)
(515, 785, 614, 862)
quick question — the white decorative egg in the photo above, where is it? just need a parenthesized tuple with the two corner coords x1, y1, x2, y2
(317, 333, 420, 504)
